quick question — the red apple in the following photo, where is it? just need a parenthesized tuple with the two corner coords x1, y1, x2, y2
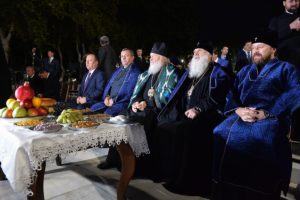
(37, 107, 48, 116)
(27, 108, 39, 117)
(20, 99, 33, 109)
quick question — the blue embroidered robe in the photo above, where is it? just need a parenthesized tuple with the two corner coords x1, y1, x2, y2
(90, 64, 140, 116)
(213, 58, 300, 197)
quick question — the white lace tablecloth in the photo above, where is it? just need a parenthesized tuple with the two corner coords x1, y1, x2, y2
(0, 119, 149, 196)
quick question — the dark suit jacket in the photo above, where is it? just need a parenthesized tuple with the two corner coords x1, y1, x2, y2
(42, 74, 61, 100)
(22, 74, 43, 95)
(97, 45, 117, 81)
(78, 68, 105, 106)
(42, 57, 60, 80)
(134, 56, 148, 72)
(235, 49, 251, 72)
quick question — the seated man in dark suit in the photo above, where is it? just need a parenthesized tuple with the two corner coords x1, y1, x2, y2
(76, 53, 105, 109)
(90, 48, 141, 116)
(39, 70, 61, 100)
(22, 66, 43, 97)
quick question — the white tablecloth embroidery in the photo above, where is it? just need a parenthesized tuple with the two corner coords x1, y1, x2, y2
(0, 119, 149, 196)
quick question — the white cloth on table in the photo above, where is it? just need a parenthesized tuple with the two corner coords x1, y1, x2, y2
(0, 119, 149, 195)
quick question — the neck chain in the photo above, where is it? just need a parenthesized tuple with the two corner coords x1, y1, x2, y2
(148, 69, 163, 99)
(187, 68, 209, 98)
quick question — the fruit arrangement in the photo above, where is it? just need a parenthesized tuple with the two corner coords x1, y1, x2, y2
(56, 109, 83, 124)
(0, 82, 53, 118)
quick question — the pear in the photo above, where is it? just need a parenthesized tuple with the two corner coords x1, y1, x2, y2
(8, 101, 20, 110)
(12, 107, 27, 118)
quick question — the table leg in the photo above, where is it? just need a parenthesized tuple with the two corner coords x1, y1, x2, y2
(28, 161, 46, 200)
(116, 142, 136, 200)
(56, 155, 62, 166)
(0, 162, 7, 180)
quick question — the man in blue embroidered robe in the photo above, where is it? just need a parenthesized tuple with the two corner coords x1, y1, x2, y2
(90, 48, 140, 170)
(90, 48, 141, 116)
(212, 32, 300, 200)
(128, 42, 180, 177)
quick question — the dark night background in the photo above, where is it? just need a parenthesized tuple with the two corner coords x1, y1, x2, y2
(0, 0, 284, 72)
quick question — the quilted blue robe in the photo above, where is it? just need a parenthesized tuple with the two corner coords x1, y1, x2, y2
(90, 64, 140, 116)
(213, 58, 300, 198)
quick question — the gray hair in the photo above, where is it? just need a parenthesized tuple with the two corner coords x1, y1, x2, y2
(99, 35, 110, 46)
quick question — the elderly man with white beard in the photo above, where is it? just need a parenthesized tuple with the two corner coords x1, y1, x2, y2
(150, 41, 232, 197)
(126, 42, 181, 179)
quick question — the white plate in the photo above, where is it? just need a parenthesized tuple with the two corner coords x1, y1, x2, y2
(103, 118, 139, 125)
(67, 123, 100, 131)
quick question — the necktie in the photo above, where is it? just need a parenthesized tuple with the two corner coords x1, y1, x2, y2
(247, 52, 251, 63)
(84, 73, 91, 90)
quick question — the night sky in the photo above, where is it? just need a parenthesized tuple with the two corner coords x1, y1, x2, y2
(118, 0, 284, 54)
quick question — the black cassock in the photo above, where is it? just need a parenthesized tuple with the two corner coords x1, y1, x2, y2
(154, 69, 224, 197)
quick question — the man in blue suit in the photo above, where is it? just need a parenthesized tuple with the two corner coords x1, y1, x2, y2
(76, 53, 105, 109)
(90, 48, 140, 115)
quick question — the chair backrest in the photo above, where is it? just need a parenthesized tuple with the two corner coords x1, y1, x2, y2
(60, 78, 79, 102)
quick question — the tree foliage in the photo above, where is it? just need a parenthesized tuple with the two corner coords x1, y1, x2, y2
(0, 0, 120, 65)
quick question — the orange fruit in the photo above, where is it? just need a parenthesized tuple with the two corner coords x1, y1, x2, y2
(6, 98, 16, 107)
(32, 97, 42, 108)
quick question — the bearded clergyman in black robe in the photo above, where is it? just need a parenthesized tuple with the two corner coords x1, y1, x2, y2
(152, 41, 232, 197)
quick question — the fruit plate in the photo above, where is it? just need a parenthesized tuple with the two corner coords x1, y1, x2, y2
(29, 124, 63, 133)
(68, 121, 100, 131)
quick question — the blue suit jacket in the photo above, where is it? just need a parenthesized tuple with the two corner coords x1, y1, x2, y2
(90, 64, 141, 116)
(217, 57, 232, 72)
(78, 68, 105, 106)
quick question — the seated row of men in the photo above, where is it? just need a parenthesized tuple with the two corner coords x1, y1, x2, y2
(75, 33, 300, 200)
(28, 31, 299, 200)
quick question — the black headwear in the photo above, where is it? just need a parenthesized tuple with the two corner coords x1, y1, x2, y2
(150, 42, 168, 57)
(195, 41, 214, 54)
(253, 31, 278, 48)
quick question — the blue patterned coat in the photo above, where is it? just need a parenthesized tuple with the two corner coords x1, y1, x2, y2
(90, 64, 140, 116)
(213, 58, 300, 196)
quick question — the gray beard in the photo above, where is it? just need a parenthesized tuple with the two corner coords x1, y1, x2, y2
(189, 56, 210, 78)
(148, 61, 164, 75)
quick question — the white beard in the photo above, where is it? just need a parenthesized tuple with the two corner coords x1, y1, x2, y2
(189, 56, 210, 78)
(148, 61, 164, 75)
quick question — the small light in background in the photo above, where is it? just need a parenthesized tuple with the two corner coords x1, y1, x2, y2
(181, 59, 185, 63)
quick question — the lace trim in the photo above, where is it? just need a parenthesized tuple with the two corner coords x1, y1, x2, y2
(1, 122, 150, 196)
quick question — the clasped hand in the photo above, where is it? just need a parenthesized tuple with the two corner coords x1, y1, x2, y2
(235, 107, 267, 122)
(76, 96, 87, 104)
(185, 108, 199, 119)
(290, 17, 300, 31)
(104, 96, 114, 107)
(132, 101, 147, 112)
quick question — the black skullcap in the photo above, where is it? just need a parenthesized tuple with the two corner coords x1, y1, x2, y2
(150, 42, 168, 57)
(253, 31, 278, 48)
(195, 41, 214, 54)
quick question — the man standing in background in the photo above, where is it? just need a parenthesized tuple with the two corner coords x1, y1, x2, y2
(97, 36, 117, 81)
